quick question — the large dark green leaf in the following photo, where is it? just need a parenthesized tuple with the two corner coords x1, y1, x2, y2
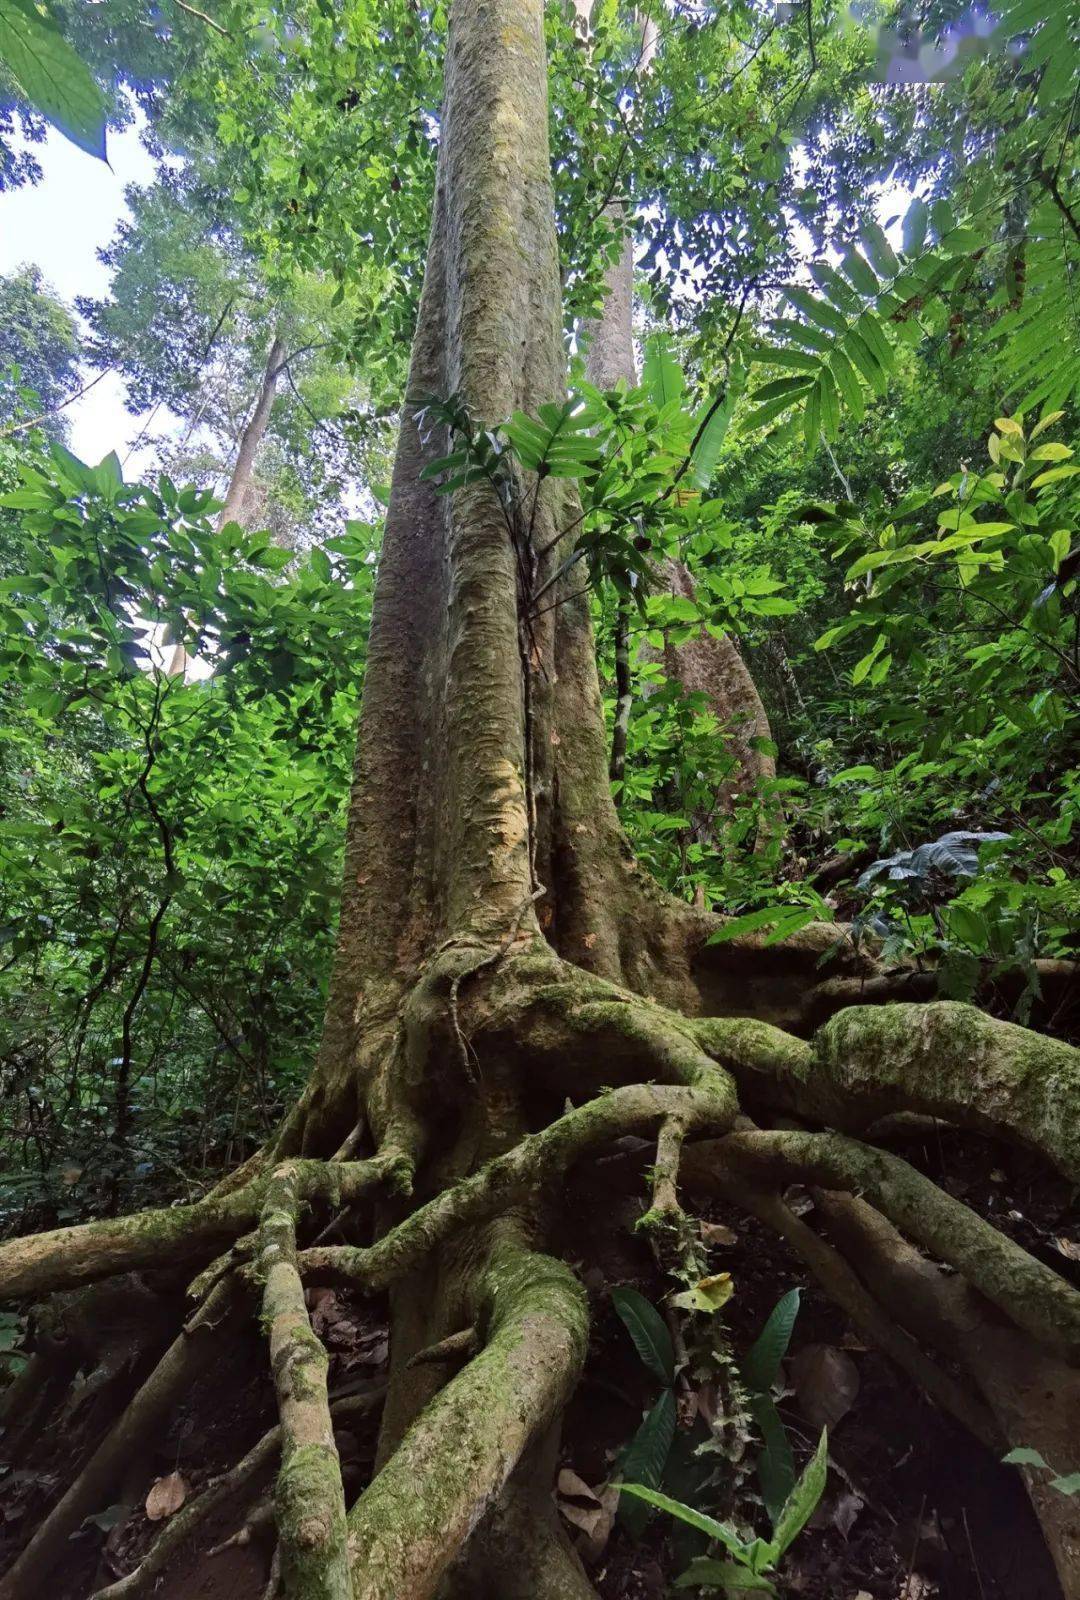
(611, 1287, 676, 1385)
(0, 0, 106, 160)
(742, 1288, 800, 1393)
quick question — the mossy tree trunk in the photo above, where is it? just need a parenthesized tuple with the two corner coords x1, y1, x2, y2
(2, 4, 1080, 1599)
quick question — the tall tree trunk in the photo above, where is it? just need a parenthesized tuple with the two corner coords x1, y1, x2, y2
(3, 6, 1080, 1600)
(165, 330, 286, 678)
(219, 330, 286, 529)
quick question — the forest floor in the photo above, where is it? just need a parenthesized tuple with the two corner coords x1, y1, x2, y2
(1, 1130, 1076, 1600)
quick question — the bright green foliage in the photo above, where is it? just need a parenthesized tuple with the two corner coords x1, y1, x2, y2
(622, 1427, 829, 1594)
(0, 433, 374, 1220)
(0, 0, 105, 158)
(0, 266, 81, 435)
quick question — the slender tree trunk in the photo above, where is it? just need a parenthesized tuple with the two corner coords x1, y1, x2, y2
(219, 330, 286, 528)
(165, 330, 286, 677)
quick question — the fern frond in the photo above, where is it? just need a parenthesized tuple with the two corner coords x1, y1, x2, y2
(744, 200, 975, 444)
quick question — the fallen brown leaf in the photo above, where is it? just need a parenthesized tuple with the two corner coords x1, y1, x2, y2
(699, 1220, 737, 1248)
(791, 1343, 860, 1430)
(145, 1471, 187, 1521)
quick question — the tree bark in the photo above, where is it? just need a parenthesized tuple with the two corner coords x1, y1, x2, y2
(219, 330, 286, 529)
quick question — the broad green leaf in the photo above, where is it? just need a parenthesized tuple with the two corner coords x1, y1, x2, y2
(802, 377, 821, 452)
(690, 380, 740, 488)
(829, 349, 865, 422)
(858, 219, 900, 281)
(618, 1390, 677, 1535)
(611, 1287, 676, 1385)
(1032, 466, 1080, 488)
(617, 1485, 754, 1563)
(818, 366, 840, 441)
(0, 0, 106, 159)
(643, 333, 686, 407)
(785, 287, 847, 337)
(839, 249, 879, 297)
(674, 1558, 776, 1592)
(708, 907, 803, 944)
(902, 198, 929, 256)
(752, 1394, 796, 1524)
(1003, 1447, 1050, 1470)
(751, 345, 820, 374)
(743, 387, 810, 433)
(742, 1289, 800, 1393)
(771, 1428, 829, 1555)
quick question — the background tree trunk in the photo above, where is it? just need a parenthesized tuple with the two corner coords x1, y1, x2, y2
(573, 10, 775, 821)
(218, 330, 285, 529)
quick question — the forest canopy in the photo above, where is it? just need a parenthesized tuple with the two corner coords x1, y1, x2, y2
(0, 2, 1077, 1599)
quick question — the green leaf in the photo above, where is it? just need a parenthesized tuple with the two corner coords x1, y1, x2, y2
(771, 1428, 829, 1555)
(0, 0, 106, 159)
(902, 198, 929, 256)
(818, 366, 840, 441)
(611, 1287, 676, 1385)
(674, 1558, 776, 1592)
(858, 219, 900, 281)
(690, 389, 737, 487)
(1050, 1474, 1080, 1497)
(803, 377, 821, 452)
(618, 1389, 678, 1535)
(948, 904, 989, 952)
(617, 1485, 755, 1564)
(743, 387, 810, 433)
(1003, 1447, 1051, 1470)
(785, 286, 847, 337)
(839, 250, 879, 297)
(743, 1289, 801, 1393)
(829, 349, 865, 422)
(752, 1394, 796, 1524)
(708, 907, 801, 944)
(642, 333, 685, 407)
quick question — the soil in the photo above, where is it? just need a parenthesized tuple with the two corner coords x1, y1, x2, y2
(0, 1128, 1074, 1599)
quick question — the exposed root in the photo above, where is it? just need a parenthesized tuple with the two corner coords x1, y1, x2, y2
(711, 1129, 1080, 1356)
(259, 1163, 351, 1600)
(346, 1240, 588, 1600)
(0, 1276, 248, 1600)
(696, 997, 1080, 1181)
(812, 1191, 1080, 1599)
(3, 948, 1080, 1598)
(680, 1152, 1003, 1451)
(0, 1155, 408, 1304)
(299, 1074, 736, 1293)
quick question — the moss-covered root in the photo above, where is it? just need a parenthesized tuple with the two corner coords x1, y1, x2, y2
(0, 1277, 247, 1600)
(679, 1151, 1001, 1451)
(714, 1129, 1080, 1357)
(695, 1000, 1080, 1181)
(299, 1074, 736, 1293)
(258, 1164, 351, 1600)
(0, 1155, 398, 1305)
(346, 1243, 589, 1600)
(815, 1192, 1080, 1600)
